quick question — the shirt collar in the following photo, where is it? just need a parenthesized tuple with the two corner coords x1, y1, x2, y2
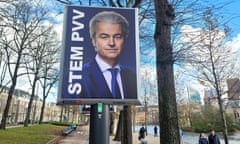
(95, 54, 120, 72)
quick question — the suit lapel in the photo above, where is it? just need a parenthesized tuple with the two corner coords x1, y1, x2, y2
(119, 66, 137, 99)
(120, 67, 127, 97)
(90, 60, 112, 98)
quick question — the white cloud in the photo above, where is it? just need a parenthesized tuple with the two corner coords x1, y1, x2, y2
(140, 64, 156, 80)
(177, 24, 240, 104)
(226, 33, 240, 55)
(181, 24, 240, 57)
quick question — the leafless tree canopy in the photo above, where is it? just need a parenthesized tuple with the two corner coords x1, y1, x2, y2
(0, 0, 60, 129)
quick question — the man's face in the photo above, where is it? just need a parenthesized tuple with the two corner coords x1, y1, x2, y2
(210, 130, 215, 135)
(92, 21, 124, 66)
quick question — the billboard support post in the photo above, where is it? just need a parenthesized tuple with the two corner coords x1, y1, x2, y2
(89, 104, 109, 144)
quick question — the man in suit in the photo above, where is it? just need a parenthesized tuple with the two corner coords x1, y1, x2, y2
(81, 11, 137, 99)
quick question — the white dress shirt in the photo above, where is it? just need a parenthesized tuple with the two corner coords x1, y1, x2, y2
(95, 54, 124, 99)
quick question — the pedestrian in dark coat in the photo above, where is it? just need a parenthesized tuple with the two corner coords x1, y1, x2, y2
(138, 125, 147, 144)
(208, 129, 220, 144)
(199, 133, 208, 144)
(138, 125, 146, 140)
(154, 126, 158, 137)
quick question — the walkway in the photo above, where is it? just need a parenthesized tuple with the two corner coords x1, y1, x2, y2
(55, 125, 189, 144)
(57, 125, 89, 144)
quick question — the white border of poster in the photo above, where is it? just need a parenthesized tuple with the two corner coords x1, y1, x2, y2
(57, 5, 140, 105)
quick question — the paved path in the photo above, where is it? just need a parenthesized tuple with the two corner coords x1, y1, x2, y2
(57, 125, 188, 144)
(58, 125, 89, 144)
(56, 125, 161, 144)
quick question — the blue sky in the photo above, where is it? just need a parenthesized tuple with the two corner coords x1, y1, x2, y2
(216, 0, 240, 37)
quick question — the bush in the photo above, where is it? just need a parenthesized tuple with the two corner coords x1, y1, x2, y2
(232, 122, 240, 131)
(190, 105, 235, 132)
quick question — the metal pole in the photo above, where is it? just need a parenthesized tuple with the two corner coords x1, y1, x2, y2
(89, 104, 109, 144)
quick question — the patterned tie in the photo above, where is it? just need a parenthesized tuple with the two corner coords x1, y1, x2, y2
(108, 68, 121, 98)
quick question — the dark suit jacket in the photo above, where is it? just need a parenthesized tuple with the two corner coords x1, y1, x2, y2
(80, 59, 137, 99)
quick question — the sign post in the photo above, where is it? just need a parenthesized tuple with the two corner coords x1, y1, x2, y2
(89, 104, 109, 144)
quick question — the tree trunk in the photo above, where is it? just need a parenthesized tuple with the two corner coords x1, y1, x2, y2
(60, 105, 64, 122)
(0, 84, 15, 129)
(39, 96, 46, 124)
(110, 112, 114, 134)
(154, 0, 180, 144)
(0, 49, 22, 129)
(144, 99, 148, 136)
(24, 75, 37, 127)
(218, 96, 229, 144)
(122, 105, 132, 144)
(132, 106, 136, 132)
(113, 106, 132, 143)
(114, 110, 123, 141)
(212, 51, 229, 143)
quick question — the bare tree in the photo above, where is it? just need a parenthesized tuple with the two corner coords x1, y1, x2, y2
(0, 0, 50, 129)
(139, 65, 158, 135)
(23, 25, 60, 126)
(0, 17, 9, 93)
(38, 31, 60, 124)
(180, 9, 238, 144)
(0, 45, 9, 94)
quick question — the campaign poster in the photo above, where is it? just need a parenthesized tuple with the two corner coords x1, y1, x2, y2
(57, 5, 140, 105)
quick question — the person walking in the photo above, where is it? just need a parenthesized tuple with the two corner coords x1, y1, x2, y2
(154, 126, 158, 137)
(139, 125, 146, 140)
(199, 133, 208, 144)
(138, 125, 148, 144)
(208, 129, 220, 144)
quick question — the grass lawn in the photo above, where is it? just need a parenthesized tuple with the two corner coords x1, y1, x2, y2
(0, 124, 66, 144)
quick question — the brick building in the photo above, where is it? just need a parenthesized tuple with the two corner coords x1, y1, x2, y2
(227, 78, 240, 100)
